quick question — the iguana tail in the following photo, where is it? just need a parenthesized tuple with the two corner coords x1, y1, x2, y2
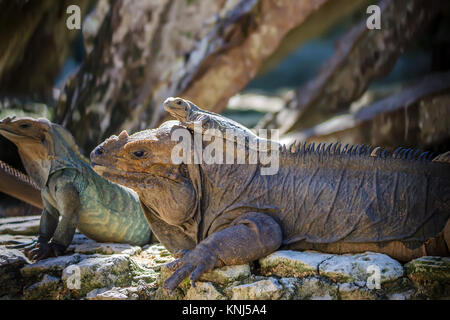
(0, 160, 43, 210)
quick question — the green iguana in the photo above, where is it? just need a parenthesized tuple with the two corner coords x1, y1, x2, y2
(90, 115, 450, 292)
(0, 116, 152, 260)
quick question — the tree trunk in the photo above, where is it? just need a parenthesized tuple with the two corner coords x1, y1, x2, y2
(0, 0, 91, 100)
(258, 0, 441, 134)
(281, 72, 450, 154)
(54, 0, 329, 153)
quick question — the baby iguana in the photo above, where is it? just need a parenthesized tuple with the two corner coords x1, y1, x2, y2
(164, 97, 280, 151)
(0, 116, 152, 260)
(91, 120, 450, 292)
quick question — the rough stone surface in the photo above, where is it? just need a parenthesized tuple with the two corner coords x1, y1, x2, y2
(230, 278, 284, 300)
(0, 218, 40, 235)
(260, 250, 332, 278)
(405, 256, 450, 298)
(21, 254, 84, 279)
(0, 246, 30, 297)
(200, 264, 251, 286)
(185, 282, 227, 300)
(71, 242, 141, 256)
(405, 256, 450, 283)
(318, 252, 404, 284)
(86, 286, 139, 300)
(0, 234, 35, 246)
(23, 274, 62, 300)
(0, 217, 447, 300)
(338, 282, 378, 300)
(61, 254, 132, 297)
(297, 277, 339, 300)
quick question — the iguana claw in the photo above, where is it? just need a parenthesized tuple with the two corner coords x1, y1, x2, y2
(27, 241, 66, 261)
(163, 244, 219, 291)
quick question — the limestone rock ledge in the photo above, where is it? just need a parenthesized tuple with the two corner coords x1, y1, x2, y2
(0, 216, 449, 300)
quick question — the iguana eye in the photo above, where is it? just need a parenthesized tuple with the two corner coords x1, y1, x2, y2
(19, 123, 30, 129)
(176, 100, 183, 105)
(133, 150, 145, 158)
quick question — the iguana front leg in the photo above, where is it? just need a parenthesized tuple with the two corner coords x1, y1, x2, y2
(29, 183, 80, 260)
(163, 212, 282, 291)
(18, 205, 59, 253)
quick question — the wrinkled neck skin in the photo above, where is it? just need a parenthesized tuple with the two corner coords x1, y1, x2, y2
(17, 143, 51, 189)
(101, 163, 200, 227)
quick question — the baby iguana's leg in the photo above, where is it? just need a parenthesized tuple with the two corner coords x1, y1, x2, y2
(164, 212, 282, 291)
(29, 183, 80, 260)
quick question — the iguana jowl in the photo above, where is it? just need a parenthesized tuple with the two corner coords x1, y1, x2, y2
(0, 116, 152, 260)
(91, 116, 450, 291)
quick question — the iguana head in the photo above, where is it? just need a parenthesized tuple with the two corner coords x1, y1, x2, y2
(91, 120, 200, 227)
(163, 97, 199, 122)
(90, 121, 189, 189)
(0, 116, 53, 188)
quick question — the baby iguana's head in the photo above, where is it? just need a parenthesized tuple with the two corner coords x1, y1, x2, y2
(0, 116, 54, 187)
(90, 121, 188, 190)
(163, 97, 199, 121)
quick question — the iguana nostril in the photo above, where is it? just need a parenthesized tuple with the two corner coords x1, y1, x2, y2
(95, 147, 105, 156)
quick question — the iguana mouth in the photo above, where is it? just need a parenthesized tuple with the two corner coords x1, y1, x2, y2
(91, 162, 151, 178)
(0, 128, 25, 139)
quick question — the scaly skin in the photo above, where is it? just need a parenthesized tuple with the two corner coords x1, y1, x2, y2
(91, 117, 450, 291)
(164, 97, 280, 151)
(0, 116, 152, 260)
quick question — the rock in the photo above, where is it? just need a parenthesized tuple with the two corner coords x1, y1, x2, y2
(72, 242, 141, 256)
(0, 216, 40, 225)
(405, 256, 450, 284)
(200, 265, 251, 286)
(21, 254, 84, 279)
(278, 277, 302, 300)
(259, 250, 332, 278)
(23, 274, 62, 300)
(318, 252, 404, 284)
(387, 289, 415, 300)
(230, 278, 284, 300)
(0, 219, 40, 235)
(185, 282, 227, 300)
(0, 234, 35, 246)
(86, 286, 139, 300)
(136, 243, 174, 268)
(297, 277, 339, 300)
(71, 233, 95, 245)
(61, 254, 132, 297)
(405, 256, 450, 297)
(338, 282, 378, 300)
(0, 246, 30, 297)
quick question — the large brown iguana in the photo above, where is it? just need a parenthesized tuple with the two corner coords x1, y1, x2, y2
(90, 116, 450, 291)
(0, 116, 152, 260)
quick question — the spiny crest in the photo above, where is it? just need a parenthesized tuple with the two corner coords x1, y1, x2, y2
(282, 141, 435, 161)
